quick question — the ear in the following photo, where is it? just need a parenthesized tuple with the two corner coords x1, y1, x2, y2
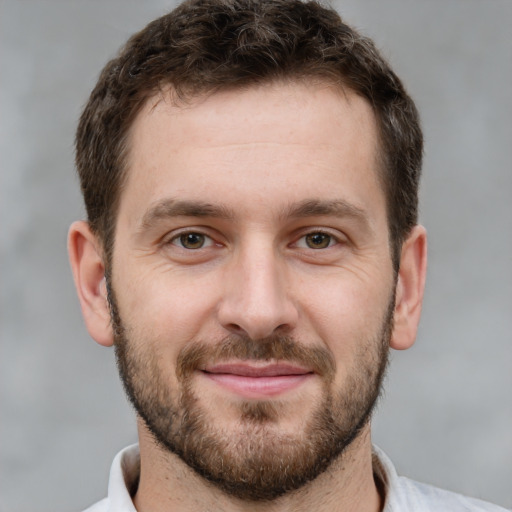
(68, 221, 114, 347)
(390, 225, 427, 351)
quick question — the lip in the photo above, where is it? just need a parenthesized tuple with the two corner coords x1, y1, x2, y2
(201, 362, 314, 399)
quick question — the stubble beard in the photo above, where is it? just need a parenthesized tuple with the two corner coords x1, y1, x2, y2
(109, 282, 393, 502)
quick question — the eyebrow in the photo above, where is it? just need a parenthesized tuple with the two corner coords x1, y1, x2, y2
(281, 199, 371, 229)
(138, 199, 235, 232)
(138, 197, 371, 232)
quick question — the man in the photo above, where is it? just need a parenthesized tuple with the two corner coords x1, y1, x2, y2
(68, 0, 507, 510)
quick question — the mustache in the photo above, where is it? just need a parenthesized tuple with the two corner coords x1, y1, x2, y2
(176, 333, 336, 382)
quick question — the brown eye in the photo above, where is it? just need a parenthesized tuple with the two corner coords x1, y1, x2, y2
(305, 232, 332, 249)
(178, 233, 206, 249)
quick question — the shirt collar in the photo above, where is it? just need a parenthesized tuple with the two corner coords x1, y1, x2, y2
(107, 444, 139, 512)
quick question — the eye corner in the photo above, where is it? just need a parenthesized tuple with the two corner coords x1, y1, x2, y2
(292, 229, 345, 250)
(161, 227, 228, 254)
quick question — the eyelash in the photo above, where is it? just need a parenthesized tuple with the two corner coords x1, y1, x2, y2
(165, 228, 343, 251)
(168, 231, 215, 250)
(294, 230, 341, 250)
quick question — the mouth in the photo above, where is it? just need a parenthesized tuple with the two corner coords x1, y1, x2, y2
(200, 362, 314, 399)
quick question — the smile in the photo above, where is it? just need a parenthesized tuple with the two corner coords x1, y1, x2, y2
(201, 362, 314, 399)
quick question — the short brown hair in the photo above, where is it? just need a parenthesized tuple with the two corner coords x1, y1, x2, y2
(76, 0, 422, 269)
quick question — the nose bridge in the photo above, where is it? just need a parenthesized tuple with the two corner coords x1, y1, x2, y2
(218, 235, 297, 339)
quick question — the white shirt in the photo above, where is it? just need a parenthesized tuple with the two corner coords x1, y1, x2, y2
(84, 444, 509, 511)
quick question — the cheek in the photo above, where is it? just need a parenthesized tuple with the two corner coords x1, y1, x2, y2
(298, 273, 392, 358)
(114, 264, 222, 348)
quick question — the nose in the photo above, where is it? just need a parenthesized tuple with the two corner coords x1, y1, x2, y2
(217, 242, 299, 340)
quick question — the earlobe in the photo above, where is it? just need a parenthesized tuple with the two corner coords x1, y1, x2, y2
(390, 225, 427, 351)
(68, 221, 114, 347)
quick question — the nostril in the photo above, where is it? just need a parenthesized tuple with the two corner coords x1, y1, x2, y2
(225, 323, 245, 334)
(223, 321, 294, 341)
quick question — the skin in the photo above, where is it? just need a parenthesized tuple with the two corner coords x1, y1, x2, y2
(69, 81, 427, 512)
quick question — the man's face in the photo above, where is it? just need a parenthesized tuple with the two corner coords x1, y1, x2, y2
(109, 82, 396, 500)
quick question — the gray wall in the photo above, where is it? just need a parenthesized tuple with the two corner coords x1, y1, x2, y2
(1, 1, 511, 511)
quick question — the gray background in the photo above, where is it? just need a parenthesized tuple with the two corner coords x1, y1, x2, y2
(1, 1, 511, 511)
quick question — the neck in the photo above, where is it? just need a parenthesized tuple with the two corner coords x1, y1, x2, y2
(133, 421, 383, 512)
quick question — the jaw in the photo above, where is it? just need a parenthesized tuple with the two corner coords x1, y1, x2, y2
(135, 417, 380, 512)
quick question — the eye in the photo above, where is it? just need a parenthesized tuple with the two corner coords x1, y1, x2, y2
(297, 231, 337, 249)
(171, 232, 212, 249)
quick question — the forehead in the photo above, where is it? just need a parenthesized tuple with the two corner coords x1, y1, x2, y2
(120, 81, 384, 227)
(131, 81, 379, 156)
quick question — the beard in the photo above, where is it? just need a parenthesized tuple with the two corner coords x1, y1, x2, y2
(108, 281, 393, 502)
